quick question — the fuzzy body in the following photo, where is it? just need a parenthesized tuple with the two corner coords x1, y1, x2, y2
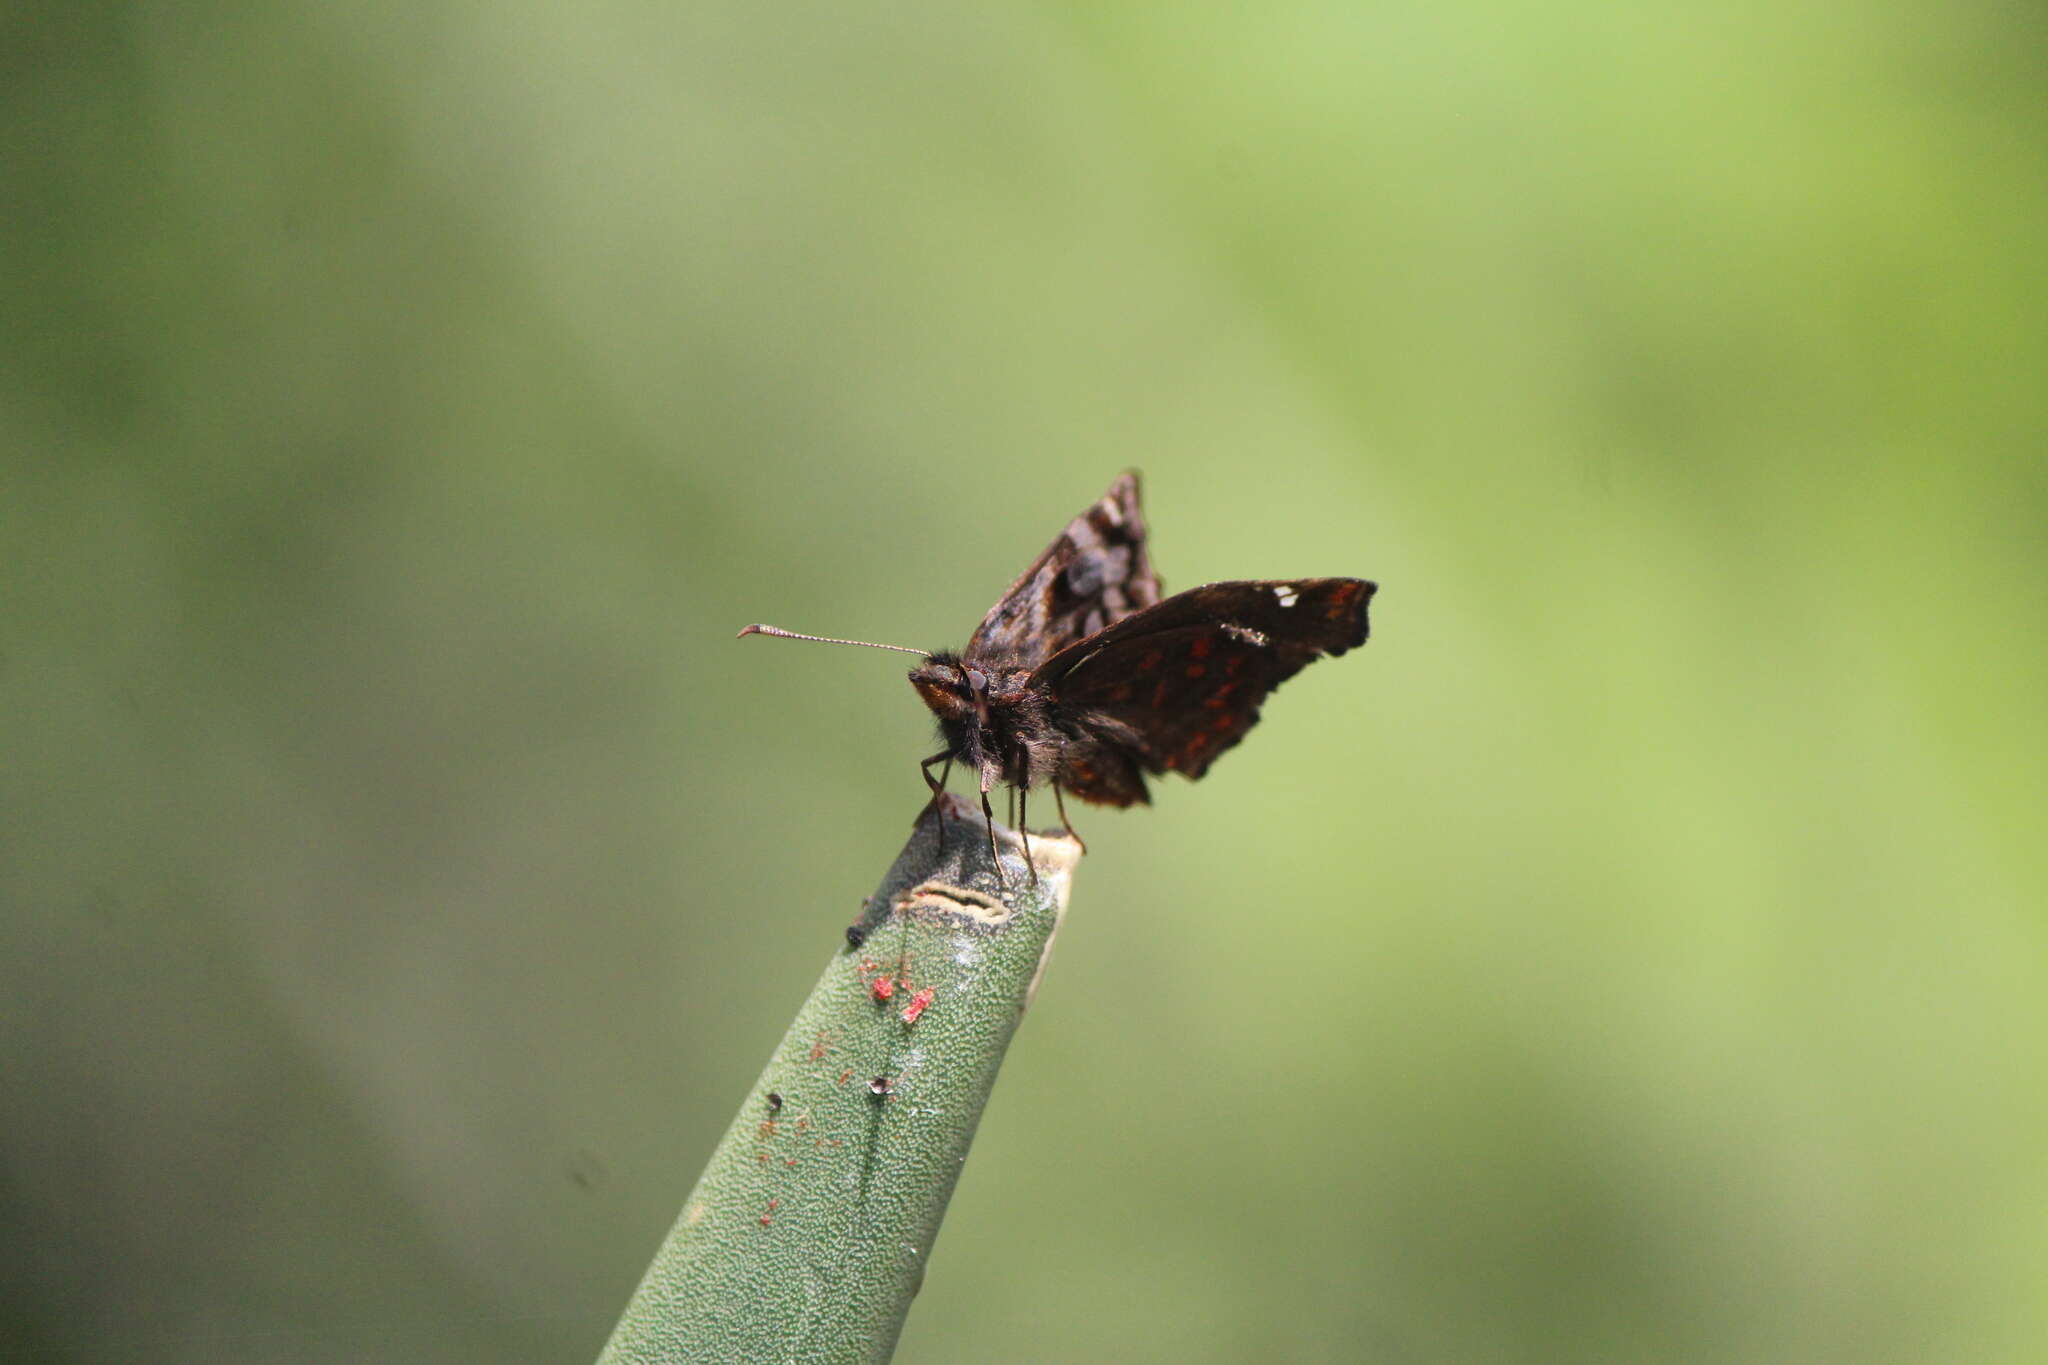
(910, 653, 1069, 796)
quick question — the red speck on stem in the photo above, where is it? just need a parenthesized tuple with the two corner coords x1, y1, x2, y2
(902, 987, 935, 1024)
(870, 975, 896, 1002)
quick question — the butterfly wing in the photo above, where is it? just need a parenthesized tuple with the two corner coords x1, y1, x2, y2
(964, 471, 1162, 669)
(1031, 578, 1374, 802)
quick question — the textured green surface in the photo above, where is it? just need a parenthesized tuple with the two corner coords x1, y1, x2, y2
(600, 795, 1080, 1365)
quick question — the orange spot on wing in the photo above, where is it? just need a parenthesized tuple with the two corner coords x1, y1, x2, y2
(1184, 663, 1207, 679)
(1189, 635, 1213, 659)
(1150, 680, 1170, 709)
(1204, 682, 1238, 709)
(1140, 649, 1165, 672)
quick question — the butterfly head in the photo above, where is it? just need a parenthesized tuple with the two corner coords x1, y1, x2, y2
(909, 652, 984, 729)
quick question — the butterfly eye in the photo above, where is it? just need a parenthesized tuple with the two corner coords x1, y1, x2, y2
(965, 667, 990, 693)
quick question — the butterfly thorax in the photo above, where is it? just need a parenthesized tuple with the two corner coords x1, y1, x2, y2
(909, 651, 1058, 791)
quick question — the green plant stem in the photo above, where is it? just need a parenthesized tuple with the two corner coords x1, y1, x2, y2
(597, 792, 1082, 1365)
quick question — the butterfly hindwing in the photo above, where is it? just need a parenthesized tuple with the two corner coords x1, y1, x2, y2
(964, 472, 1162, 669)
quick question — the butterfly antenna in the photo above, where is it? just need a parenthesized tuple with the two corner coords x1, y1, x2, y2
(736, 624, 929, 656)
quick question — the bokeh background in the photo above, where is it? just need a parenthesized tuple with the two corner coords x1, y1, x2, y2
(6, 1, 2045, 1361)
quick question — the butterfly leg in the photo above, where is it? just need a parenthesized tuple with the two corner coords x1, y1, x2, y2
(1016, 786, 1039, 887)
(977, 778, 1007, 889)
(1053, 783, 1088, 854)
(919, 751, 954, 850)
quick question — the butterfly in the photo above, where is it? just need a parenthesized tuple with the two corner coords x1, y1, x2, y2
(740, 473, 1376, 881)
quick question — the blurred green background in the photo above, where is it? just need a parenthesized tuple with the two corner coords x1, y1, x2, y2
(5, 1, 2045, 1361)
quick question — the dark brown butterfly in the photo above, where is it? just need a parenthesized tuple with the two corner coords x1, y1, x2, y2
(740, 473, 1375, 880)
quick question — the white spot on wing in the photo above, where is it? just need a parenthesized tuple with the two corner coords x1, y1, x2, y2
(1223, 623, 1270, 648)
(1273, 585, 1300, 608)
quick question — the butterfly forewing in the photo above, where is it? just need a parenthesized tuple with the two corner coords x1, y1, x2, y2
(1034, 578, 1374, 786)
(964, 471, 1162, 668)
